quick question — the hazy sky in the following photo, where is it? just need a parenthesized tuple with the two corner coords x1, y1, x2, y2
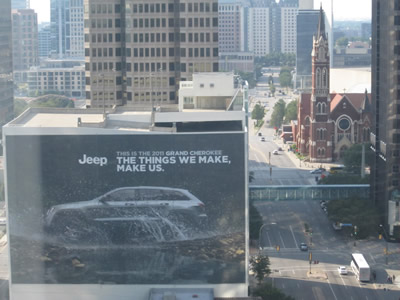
(30, 0, 372, 24)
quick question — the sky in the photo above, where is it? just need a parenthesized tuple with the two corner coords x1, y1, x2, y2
(30, 0, 372, 24)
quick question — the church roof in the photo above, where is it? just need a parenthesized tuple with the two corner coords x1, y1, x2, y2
(361, 89, 371, 112)
(330, 93, 372, 112)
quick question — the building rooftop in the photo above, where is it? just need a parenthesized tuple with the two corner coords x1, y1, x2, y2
(4, 107, 246, 133)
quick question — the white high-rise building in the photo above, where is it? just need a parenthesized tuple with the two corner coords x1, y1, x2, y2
(299, 0, 313, 10)
(247, 7, 270, 56)
(280, 5, 297, 53)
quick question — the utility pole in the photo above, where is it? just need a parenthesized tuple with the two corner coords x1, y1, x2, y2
(361, 143, 365, 178)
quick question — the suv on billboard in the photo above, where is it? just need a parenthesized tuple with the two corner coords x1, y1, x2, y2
(44, 186, 208, 243)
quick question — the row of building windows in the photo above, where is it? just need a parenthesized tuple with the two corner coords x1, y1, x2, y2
(125, 2, 218, 14)
(87, 32, 217, 44)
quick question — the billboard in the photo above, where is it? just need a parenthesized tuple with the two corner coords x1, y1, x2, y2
(6, 133, 246, 285)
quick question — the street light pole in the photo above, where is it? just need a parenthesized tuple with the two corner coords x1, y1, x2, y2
(99, 73, 105, 119)
(380, 224, 389, 264)
(258, 224, 268, 254)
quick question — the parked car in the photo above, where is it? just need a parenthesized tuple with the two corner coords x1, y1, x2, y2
(44, 186, 208, 242)
(310, 168, 326, 174)
(272, 150, 279, 155)
(338, 266, 348, 275)
(258, 132, 262, 136)
(277, 147, 283, 151)
(260, 137, 266, 142)
(299, 243, 308, 251)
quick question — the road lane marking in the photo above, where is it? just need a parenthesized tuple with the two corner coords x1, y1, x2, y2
(279, 232, 286, 248)
(290, 225, 298, 248)
(327, 279, 338, 300)
(249, 143, 269, 163)
(266, 231, 272, 247)
(369, 253, 376, 265)
(339, 274, 347, 288)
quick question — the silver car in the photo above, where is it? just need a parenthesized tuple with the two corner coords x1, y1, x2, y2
(45, 186, 208, 242)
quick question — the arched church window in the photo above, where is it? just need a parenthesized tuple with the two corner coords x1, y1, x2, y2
(319, 47, 325, 60)
(321, 148, 326, 156)
(321, 102, 326, 113)
(322, 68, 328, 88)
(317, 148, 321, 156)
(316, 68, 321, 88)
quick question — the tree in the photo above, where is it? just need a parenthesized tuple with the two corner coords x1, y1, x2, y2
(238, 71, 256, 89)
(284, 100, 297, 124)
(252, 283, 295, 300)
(327, 197, 379, 239)
(249, 201, 262, 240)
(269, 83, 276, 96)
(252, 103, 265, 122)
(14, 98, 29, 117)
(279, 67, 293, 88)
(342, 143, 373, 174)
(270, 99, 286, 128)
(336, 37, 349, 47)
(30, 94, 74, 108)
(249, 255, 271, 285)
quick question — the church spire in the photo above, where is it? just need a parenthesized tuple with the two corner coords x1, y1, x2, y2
(317, 4, 326, 40)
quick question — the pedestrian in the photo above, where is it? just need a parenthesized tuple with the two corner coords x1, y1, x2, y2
(387, 275, 390, 283)
(393, 274, 396, 282)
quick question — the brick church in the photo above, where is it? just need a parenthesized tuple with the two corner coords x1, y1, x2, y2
(293, 7, 371, 163)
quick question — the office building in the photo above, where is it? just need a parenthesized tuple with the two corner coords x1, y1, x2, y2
(38, 23, 52, 58)
(218, 0, 246, 52)
(295, 9, 320, 90)
(370, 0, 400, 239)
(12, 9, 39, 71)
(12, 0, 29, 9)
(280, 3, 297, 53)
(247, 5, 270, 56)
(219, 52, 254, 73)
(50, 0, 84, 58)
(299, 0, 313, 10)
(84, 0, 219, 108)
(4, 82, 248, 300)
(0, 0, 14, 134)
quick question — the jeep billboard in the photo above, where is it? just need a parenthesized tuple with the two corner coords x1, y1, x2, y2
(6, 133, 246, 284)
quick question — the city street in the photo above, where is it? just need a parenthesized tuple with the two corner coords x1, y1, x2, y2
(253, 200, 400, 300)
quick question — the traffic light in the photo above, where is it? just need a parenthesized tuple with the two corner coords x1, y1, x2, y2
(354, 225, 358, 236)
(379, 234, 382, 240)
(276, 245, 280, 252)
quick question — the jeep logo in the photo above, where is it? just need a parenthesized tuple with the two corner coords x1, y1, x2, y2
(78, 154, 108, 166)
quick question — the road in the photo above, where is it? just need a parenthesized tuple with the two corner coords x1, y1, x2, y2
(253, 200, 400, 300)
(248, 75, 317, 186)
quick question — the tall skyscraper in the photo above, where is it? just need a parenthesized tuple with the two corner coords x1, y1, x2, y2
(51, 0, 84, 58)
(12, 9, 39, 70)
(218, 0, 246, 53)
(299, 0, 313, 10)
(0, 0, 15, 133)
(38, 23, 52, 58)
(295, 9, 320, 90)
(12, 0, 29, 9)
(371, 0, 400, 238)
(84, 0, 219, 107)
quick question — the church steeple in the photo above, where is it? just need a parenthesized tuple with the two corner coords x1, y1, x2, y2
(311, 5, 329, 98)
(317, 4, 326, 40)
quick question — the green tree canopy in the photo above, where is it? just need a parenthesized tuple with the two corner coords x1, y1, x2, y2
(284, 100, 297, 124)
(342, 143, 373, 174)
(336, 37, 349, 47)
(255, 53, 296, 67)
(249, 255, 271, 285)
(14, 98, 29, 117)
(249, 201, 263, 240)
(327, 196, 379, 239)
(270, 99, 286, 128)
(238, 71, 256, 89)
(252, 103, 266, 121)
(30, 94, 74, 108)
(252, 283, 295, 300)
